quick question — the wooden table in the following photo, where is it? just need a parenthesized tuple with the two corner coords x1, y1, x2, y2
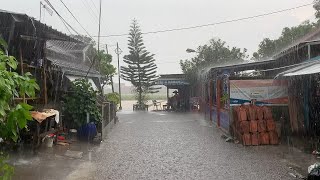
(31, 111, 59, 150)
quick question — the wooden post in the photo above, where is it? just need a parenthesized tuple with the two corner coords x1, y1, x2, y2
(209, 80, 213, 122)
(108, 103, 111, 124)
(216, 79, 221, 127)
(308, 44, 311, 60)
(43, 42, 48, 105)
(166, 86, 169, 103)
(19, 44, 26, 103)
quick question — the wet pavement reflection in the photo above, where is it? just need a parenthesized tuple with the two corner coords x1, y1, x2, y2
(12, 110, 319, 180)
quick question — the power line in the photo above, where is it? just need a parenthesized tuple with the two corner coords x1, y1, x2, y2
(84, 0, 110, 40)
(43, 0, 72, 34)
(44, 0, 81, 36)
(97, 2, 314, 38)
(89, 0, 99, 13)
(79, 0, 110, 42)
(80, 0, 99, 22)
(85, 0, 99, 19)
(86, 0, 102, 78)
(83, 0, 99, 19)
(59, 0, 93, 39)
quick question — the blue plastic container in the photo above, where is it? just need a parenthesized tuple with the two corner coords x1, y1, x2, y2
(77, 122, 97, 141)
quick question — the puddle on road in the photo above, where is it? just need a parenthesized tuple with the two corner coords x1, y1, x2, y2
(13, 159, 35, 166)
(152, 120, 194, 123)
(157, 113, 167, 116)
(88, 151, 92, 161)
(117, 110, 136, 114)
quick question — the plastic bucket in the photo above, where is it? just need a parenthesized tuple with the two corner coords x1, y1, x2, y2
(44, 137, 54, 148)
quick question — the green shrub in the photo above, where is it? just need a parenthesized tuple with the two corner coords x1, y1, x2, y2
(0, 152, 14, 180)
(0, 38, 39, 180)
(106, 93, 120, 105)
(63, 79, 101, 128)
(0, 38, 39, 142)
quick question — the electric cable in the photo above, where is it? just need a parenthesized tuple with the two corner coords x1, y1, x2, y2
(97, 2, 314, 38)
(59, 0, 94, 39)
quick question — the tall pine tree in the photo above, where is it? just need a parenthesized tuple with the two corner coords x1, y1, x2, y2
(121, 20, 159, 106)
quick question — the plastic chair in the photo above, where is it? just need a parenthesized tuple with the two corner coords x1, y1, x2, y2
(152, 100, 161, 110)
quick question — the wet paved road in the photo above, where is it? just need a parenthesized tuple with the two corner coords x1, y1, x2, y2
(92, 111, 294, 180)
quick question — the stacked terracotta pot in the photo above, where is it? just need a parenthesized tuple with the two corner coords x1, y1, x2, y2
(233, 105, 279, 146)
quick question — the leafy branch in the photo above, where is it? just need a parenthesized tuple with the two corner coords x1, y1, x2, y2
(0, 38, 39, 142)
(63, 79, 101, 128)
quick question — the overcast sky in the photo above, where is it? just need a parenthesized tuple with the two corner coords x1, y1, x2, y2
(1, 0, 316, 81)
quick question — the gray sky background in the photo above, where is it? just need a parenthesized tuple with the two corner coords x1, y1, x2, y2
(1, 0, 316, 85)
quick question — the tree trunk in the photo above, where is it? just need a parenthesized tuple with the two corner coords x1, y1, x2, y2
(139, 88, 142, 106)
(102, 83, 106, 95)
(138, 64, 142, 106)
(138, 79, 142, 106)
(110, 75, 114, 93)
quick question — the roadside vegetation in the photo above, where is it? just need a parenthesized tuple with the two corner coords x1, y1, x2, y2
(0, 38, 39, 179)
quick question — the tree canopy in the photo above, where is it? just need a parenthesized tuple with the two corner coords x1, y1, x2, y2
(253, 2, 320, 60)
(180, 38, 248, 85)
(121, 20, 159, 105)
(98, 50, 116, 90)
(254, 21, 316, 59)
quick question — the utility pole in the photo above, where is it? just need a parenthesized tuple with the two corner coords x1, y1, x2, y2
(106, 44, 114, 93)
(97, 0, 102, 52)
(106, 44, 109, 54)
(115, 42, 122, 110)
(40, 1, 53, 22)
(97, 0, 103, 94)
(40, 2, 42, 21)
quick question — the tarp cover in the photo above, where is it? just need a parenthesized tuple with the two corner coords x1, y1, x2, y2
(31, 109, 58, 123)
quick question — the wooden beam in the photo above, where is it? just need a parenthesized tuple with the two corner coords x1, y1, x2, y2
(308, 43, 311, 60)
(209, 80, 213, 122)
(167, 87, 169, 103)
(43, 42, 48, 105)
(216, 79, 221, 127)
(7, 20, 16, 48)
(19, 44, 26, 103)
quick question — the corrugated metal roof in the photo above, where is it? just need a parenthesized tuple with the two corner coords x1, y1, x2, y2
(276, 56, 320, 77)
(158, 74, 186, 80)
(156, 74, 189, 86)
(0, 9, 99, 78)
(274, 27, 320, 59)
(0, 9, 82, 43)
(46, 40, 100, 77)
